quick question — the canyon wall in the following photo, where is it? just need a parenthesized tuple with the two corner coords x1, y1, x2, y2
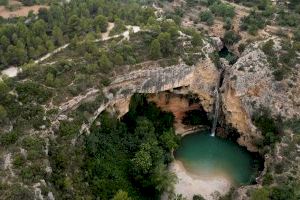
(84, 37, 300, 152)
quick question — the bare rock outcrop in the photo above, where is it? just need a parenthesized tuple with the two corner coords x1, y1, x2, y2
(222, 40, 300, 151)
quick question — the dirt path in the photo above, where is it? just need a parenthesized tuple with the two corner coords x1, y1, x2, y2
(0, 5, 48, 18)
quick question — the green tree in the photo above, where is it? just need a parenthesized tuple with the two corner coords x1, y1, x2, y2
(95, 15, 108, 32)
(45, 73, 55, 87)
(159, 130, 178, 150)
(0, 35, 10, 49)
(112, 190, 132, 200)
(99, 54, 113, 71)
(113, 53, 124, 66)
(150, 39, 162, 59)
(0, 80, 9, 99)
(0, 105, 7, 121)
(52, 26, 64, 46)
(158, 32, 172, 56)
(151, 163, 177, 194)
(68, 15, 81, 34)
(132, 147, 152, 174)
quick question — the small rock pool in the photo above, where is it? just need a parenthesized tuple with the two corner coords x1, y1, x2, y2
(175, 130, 263, 185)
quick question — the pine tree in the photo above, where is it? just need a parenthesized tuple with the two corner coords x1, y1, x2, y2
(150, 39, 161, 59)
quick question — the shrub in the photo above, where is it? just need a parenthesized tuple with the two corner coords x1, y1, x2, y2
(199, 10, 214, 26)
(223, 31, 240, 45)
(250, 187, 270, 200)
(253, 108, 280, 146)
(262, 173, 273, 185)
(241, 11, 266, 35)
(0, 131, 19, 146)
(210, 1, 235, 18)
(262, 39, 274, 56)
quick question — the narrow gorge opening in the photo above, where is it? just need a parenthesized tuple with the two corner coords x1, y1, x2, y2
(218, 45, 238, 65)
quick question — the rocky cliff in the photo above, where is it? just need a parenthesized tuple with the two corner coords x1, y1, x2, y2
(222, 39, 300, 151)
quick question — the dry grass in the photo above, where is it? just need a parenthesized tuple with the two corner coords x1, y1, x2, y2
(0, 0, 48, 18)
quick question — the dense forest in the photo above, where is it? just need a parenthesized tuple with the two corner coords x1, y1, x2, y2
(0, 0, 300, 199)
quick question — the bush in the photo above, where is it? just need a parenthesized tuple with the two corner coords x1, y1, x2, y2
(250, 187, 270, 200)
(210, 1, 235, 18)
(223, 31, 240, 45)
(193, 195, 205, 200)
(262, 39, 274, 56)
(262, 173, 273, 185)
(199, 10, 214, 26)
(0, 131, 19, 146)
(241, 11, 266, 35)
(253, 108, 280, 146)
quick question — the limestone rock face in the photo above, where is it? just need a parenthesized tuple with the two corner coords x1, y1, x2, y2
(222, 42, 300, 151)
(104, 38, 220, 116)
(104, 59, 219, 114)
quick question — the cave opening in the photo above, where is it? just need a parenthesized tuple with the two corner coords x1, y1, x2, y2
(218, 45, 238, 65)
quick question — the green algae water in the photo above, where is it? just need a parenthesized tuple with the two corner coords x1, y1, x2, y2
(175, 131, 262, 185)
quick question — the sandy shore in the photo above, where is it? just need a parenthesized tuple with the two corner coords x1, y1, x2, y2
(169, 160, 232, 200)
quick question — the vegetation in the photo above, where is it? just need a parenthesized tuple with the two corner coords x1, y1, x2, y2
(82, 94, 179, 199)
(199, 10, 214, 26)
(240, 10, 267, 35)
(253, 108, 280, 147)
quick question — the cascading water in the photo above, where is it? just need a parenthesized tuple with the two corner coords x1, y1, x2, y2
(211, 69, 223, 137)
(211, 88, 220, 136)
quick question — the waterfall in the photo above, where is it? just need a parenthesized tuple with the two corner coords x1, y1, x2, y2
(211, 69, 224, 137)
(211, 88, 220, 136)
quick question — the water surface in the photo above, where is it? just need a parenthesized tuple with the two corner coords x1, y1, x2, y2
(175, 131, 262, 185)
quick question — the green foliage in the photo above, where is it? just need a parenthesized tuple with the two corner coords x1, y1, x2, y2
(0, 0, 155, 68)
(241, 10, 267, 35)
(223, 31, 240, 46)
(150, 39, 162, 59)
(199, 10, 214, 26)
(0, 0, 8, 6)
(0, 131, 19, 146)
(210, 1, 235, 18)
(0, 105, 7, 121)
(85, 94, 177, 199)
(277, 10, 300, 27)
(193, 195, 205, 200)
(223, 17, 232, 30)
(294, 27, 300, 41)
(191, 32, 203, 47)
(250, 187, 270, 200)
(262, 173, 273, 185)
(270, 186, 296, 200)
(1, 183, 34, 200)
(112, 190, 132, 200)
(158, 32, 173, 56)
(95, 15, 108, 33)
(16, 81, 52, 104)
(59, 121, 80, 137)
(262, 39, 275, 56)
(253, 108, 280, 146)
